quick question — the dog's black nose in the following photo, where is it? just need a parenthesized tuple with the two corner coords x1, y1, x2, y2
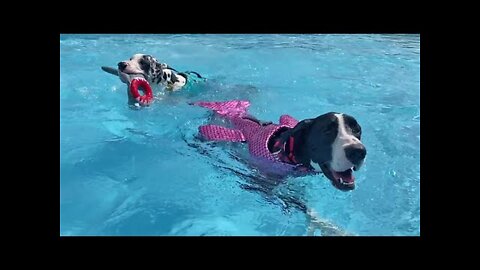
(345, 144, 366, 165)
(118, 62, 127, 70)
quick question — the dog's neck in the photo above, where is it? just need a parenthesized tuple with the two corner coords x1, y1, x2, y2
(271, 125, 311, 166)
(285, 127, 311, 165)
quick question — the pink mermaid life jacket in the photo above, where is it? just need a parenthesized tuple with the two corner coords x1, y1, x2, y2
(192, 100, 308, 171)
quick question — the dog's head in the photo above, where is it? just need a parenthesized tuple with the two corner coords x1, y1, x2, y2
(292, 113, 366, 191)
(117, 53, 165, 82)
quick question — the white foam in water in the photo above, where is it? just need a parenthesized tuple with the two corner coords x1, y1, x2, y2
(170, 213, 263, 236)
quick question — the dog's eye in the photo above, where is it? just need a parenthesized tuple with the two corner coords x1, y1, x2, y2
(350, 125, 361, 140)
(343, 115, 361, 134)
(352, 125, 361, 133)
(349, 122, 361, 135)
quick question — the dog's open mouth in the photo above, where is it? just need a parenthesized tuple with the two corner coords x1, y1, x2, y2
(320, 164, 355, 191)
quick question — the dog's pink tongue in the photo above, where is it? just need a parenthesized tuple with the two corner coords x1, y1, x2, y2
(332, 169, 355, 183)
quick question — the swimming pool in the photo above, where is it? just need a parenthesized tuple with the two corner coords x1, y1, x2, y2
(60, 34, 420, 236)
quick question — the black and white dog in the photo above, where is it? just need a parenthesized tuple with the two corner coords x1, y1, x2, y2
(283, 112, 366, 191)
(192, 100, 367, 235)
(285, 112, 366, 235)
(102, 54, 205, 105)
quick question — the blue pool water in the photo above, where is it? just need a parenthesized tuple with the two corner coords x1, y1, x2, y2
(60, 34, 420, 236)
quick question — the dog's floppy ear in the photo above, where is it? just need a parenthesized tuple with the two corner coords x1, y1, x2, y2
(141, 55, 161, 77)
(277, 119, 314, 144)
(170, 72, 179, 83)
(149, 62, 163, 76)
